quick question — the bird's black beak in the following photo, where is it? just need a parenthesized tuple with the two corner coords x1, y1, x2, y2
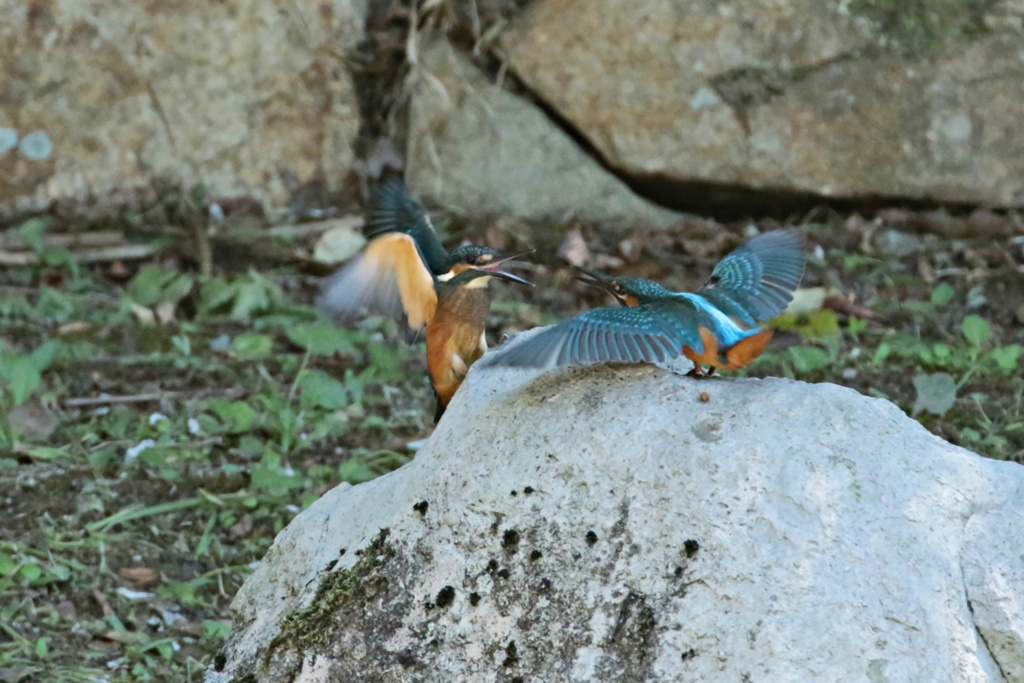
(572, 267, 630, 306)
(572, 266, 616, 293)
(478, 250, 534, 286)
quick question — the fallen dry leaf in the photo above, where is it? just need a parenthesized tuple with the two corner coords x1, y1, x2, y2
(118, 567, 161, 584)
(129, 303, 156, 326)
(228, 514, 254, 541)
(823, 294, 882, 322)
(155, 300, 176, 324)
(57, 321, 93, 336)
(557, 228, 590, 267)
(7, 399, 58, 440)
(312, 216, 367, 264)
(92, 589, 114, 617)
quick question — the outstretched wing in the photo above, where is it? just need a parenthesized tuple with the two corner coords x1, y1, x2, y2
(318, 232, 437, 332)
(365, 177, 433, 238)
(491, 300, 709, 370)
(697, 230, 805, 326)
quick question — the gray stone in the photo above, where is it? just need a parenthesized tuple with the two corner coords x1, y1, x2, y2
(501, 0, 1024, 207)
(211, 331, 1024, 682)
(406, 36, 682, 228)
(0, 0, 365, 219)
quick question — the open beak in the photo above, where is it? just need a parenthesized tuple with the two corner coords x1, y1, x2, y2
(572, 266, 631, 306)
(478, 250, 534, 286)
(572, 266, 616, 293)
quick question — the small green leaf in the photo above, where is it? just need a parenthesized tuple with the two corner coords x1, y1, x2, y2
(912, 372, 957, 416)
(8, 356, 43, 405)
(41, 246, 75, 270)
(367, 344, 402, 379)
(198, 278, 238, 314)
(128, 265, 178, 307)
(204, 620, 232, 640)
(251, 465, 300, 494)
(35, 636, 49, 659)
(787, 346, 831, 373)
(286, 323, 357, 356)
(0, 553, 15, 576)
(27, 447, 69, 460)
(161, 273, 196, 304)
(232, 333, 274, 359)
(962, 315, 992, 348)
(210, 400, 258, 433)
(299, 370, 350, 410)
(20, 563, 43, 581)
(847, 317, 869, 335)
(989, 344, 1022, 373)
(48, 563, 71, 582)
(16, 216, 50, 253)
(930, 283, 956, 307)
(872, 342, 891, 364)
(230, 279, 274, 319)
(339, 458, 377, 485)
(30, 340, 61, 371)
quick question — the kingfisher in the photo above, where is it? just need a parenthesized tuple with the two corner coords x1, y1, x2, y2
(428, 257, 532, 421)
(491, 230, 805, 375)
(318, 177, 526, 335)
(318, 177, 532, 418)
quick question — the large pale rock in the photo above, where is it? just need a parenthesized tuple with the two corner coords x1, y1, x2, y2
(501, 0, 1024, 207)
(407, 36, 681, 228)
(0, 0, 365, 219)
(210, 336, 1024, 682)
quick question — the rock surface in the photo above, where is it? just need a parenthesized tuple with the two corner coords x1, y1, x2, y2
(406, 36, 682, 228)
(210, 332, 1024, 682)
(0, 0, 365, 219)
(500, 0, 1024, 208)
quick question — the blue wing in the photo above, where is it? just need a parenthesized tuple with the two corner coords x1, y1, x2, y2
(490, 300, 710, 369)
(697, 230, 805, 326)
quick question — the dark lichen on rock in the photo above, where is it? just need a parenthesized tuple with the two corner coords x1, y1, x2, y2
(502, 528, 521, 552)
(502, 640, 519, 667)
(848, 0, 993, 55)
(606, 589, 659, 675)
(262, 528, 395, 668)
(435, 585, 456, 608)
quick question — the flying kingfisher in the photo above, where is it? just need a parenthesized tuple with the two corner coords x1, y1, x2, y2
(318, 177, 528, 335)
(428, 256, 532, 421)
(491, 230, 805, 375)
(318, 177, 532, 418)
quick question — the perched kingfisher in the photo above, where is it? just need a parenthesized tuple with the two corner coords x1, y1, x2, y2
(492, 230, 805, 374)
(319, 177, 525, 334)
(428, 257, 532, 421)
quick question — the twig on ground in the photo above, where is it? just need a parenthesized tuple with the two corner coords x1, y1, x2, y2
(63, 388, 247, 408)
